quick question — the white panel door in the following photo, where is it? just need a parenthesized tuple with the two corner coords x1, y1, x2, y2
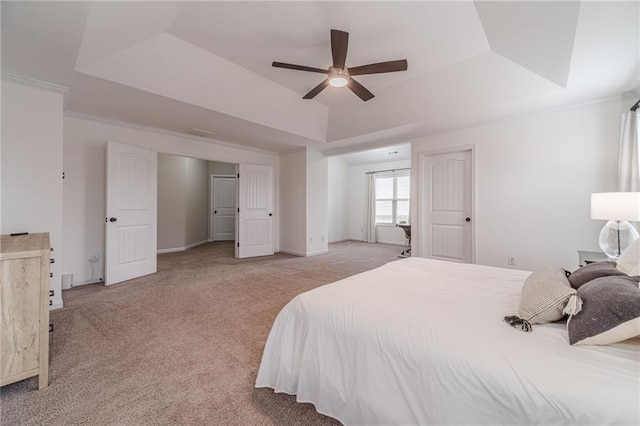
(238, 164, 274, 258)
(422, 150, 473, 263)
(211, 176, 236, 241)
(105, 141, 157, 285)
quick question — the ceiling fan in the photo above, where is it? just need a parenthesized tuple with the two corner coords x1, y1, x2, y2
(272, 29, 408, 102)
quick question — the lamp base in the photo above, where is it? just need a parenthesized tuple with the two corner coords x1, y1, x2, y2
(598, 220, 640, 259)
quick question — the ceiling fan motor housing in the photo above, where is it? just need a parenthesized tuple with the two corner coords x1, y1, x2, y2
(328, 67, 349, 87)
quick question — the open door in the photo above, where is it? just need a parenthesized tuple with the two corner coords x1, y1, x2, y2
(237, 164, 274, 258)
(105, 140, 157, 285)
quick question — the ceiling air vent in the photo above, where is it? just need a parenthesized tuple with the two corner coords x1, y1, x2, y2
(185, 127, 217, 139)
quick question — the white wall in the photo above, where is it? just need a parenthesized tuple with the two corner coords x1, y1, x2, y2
(279, 149, 329, 256)
(1, 81, 64, 309)
(348, 159, 412, 245)
(327, 156, 350, 242)
(62, 115, 279, 287)
(306, 150, 328, 255)
(209, 161, 237, 176)
(411, 98, 622, 271)
(279, 150, 307, 255)
(157, 154, 209, 251)
(184, 157, 209, 246)
(158, 154, 187, 250)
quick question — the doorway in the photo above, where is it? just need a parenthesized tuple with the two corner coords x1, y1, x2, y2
(106, 143, 276, 286)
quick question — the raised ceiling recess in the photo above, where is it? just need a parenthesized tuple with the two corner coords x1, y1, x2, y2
(1, 1, 637, 154)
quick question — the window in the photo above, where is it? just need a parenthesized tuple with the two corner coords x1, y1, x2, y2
(375, 172, 410, 224)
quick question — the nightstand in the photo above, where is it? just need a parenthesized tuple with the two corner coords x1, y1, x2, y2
(577, 250, 610, 267)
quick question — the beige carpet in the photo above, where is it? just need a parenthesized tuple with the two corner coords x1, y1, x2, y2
(1, 240, 404, 425)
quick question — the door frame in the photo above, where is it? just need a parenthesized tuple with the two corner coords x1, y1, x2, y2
(153, 148, 276, 260)
(209, 174, 237, 241)
(416, 145, 476, 262)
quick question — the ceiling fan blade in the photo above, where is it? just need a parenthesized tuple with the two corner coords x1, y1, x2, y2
(272, 62, 329, 74)
(331, 29, 349, 70)
(303, 79, 330, 99)
(348, 78, 374, 102)
(348, 59, 408, 76)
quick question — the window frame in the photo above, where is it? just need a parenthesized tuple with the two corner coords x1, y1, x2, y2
(374, 171, 410, 226)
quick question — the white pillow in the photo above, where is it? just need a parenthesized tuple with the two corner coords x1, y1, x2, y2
(616, 238, 640, 276)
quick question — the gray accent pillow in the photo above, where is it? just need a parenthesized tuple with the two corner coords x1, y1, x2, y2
(568, 261, 625, 289)
(519, 267, 578, 325)
(568, 276, 640, 345)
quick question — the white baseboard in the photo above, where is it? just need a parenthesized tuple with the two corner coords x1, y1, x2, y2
(344, 237, 405, 246)
(307, 249, 329, 257)
(328, 237, 350, 243)
(71, 279, 104, 288)
(279, 248, 329, 257)
(186, 240, 209, 250)
(278, 249, 306, 257)
(157, 239, 208, 254)
(157, 247, 184, 254)
(377, 239, 408, 246)
(50, 301, 63, 310)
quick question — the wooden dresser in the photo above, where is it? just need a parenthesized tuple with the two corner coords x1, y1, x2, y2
(0, 233, 50, 389)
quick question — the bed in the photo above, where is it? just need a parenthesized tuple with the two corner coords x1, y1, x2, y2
(255, 257, 640, 425)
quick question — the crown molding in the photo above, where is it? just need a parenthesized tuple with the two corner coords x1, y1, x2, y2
(2, 72, 71, 109)
(324, 94, 624, 157)
(1, 72, 70, 94)
(64, 111, 280, 157)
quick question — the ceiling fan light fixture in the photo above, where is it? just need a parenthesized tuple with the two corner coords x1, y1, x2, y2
(328, 67, 349, 87)
(329, 76, 348, 87)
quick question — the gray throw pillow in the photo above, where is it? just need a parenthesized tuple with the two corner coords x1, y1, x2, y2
(568, 261, 625, 289)
(568, 276, 640, 345)
(505, 268, 581, 332)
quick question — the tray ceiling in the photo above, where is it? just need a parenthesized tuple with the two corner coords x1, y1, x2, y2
(2, 1, 638, 154)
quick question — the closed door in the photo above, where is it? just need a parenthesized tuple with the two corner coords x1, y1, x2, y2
(105, 140, 157, 285)
(420, 150, 473, 262)
(211, 176, 236, 241)
(237, 164, 274, 258)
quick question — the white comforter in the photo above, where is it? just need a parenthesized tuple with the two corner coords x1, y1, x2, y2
(255, 257, 640, 425)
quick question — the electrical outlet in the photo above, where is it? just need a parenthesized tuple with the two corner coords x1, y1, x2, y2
(61, 274, 73, 289)
(507, 255, 517, 266)
(89, 254, 99, 263)
(309, 237, 313, 244)
(321, 236, 325, 242)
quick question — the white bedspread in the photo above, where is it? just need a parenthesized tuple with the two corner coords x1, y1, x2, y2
(255, 258, 640, 425)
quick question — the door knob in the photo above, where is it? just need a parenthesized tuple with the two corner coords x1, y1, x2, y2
(109, 217, 118, 222)
(465, 217, 471, 222)
(214, 210, 217, 214)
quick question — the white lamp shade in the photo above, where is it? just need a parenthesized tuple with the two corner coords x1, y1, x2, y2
(591, 192, 640, 221)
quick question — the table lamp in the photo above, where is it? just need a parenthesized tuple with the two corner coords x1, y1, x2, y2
(591, 192, 640, 259)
